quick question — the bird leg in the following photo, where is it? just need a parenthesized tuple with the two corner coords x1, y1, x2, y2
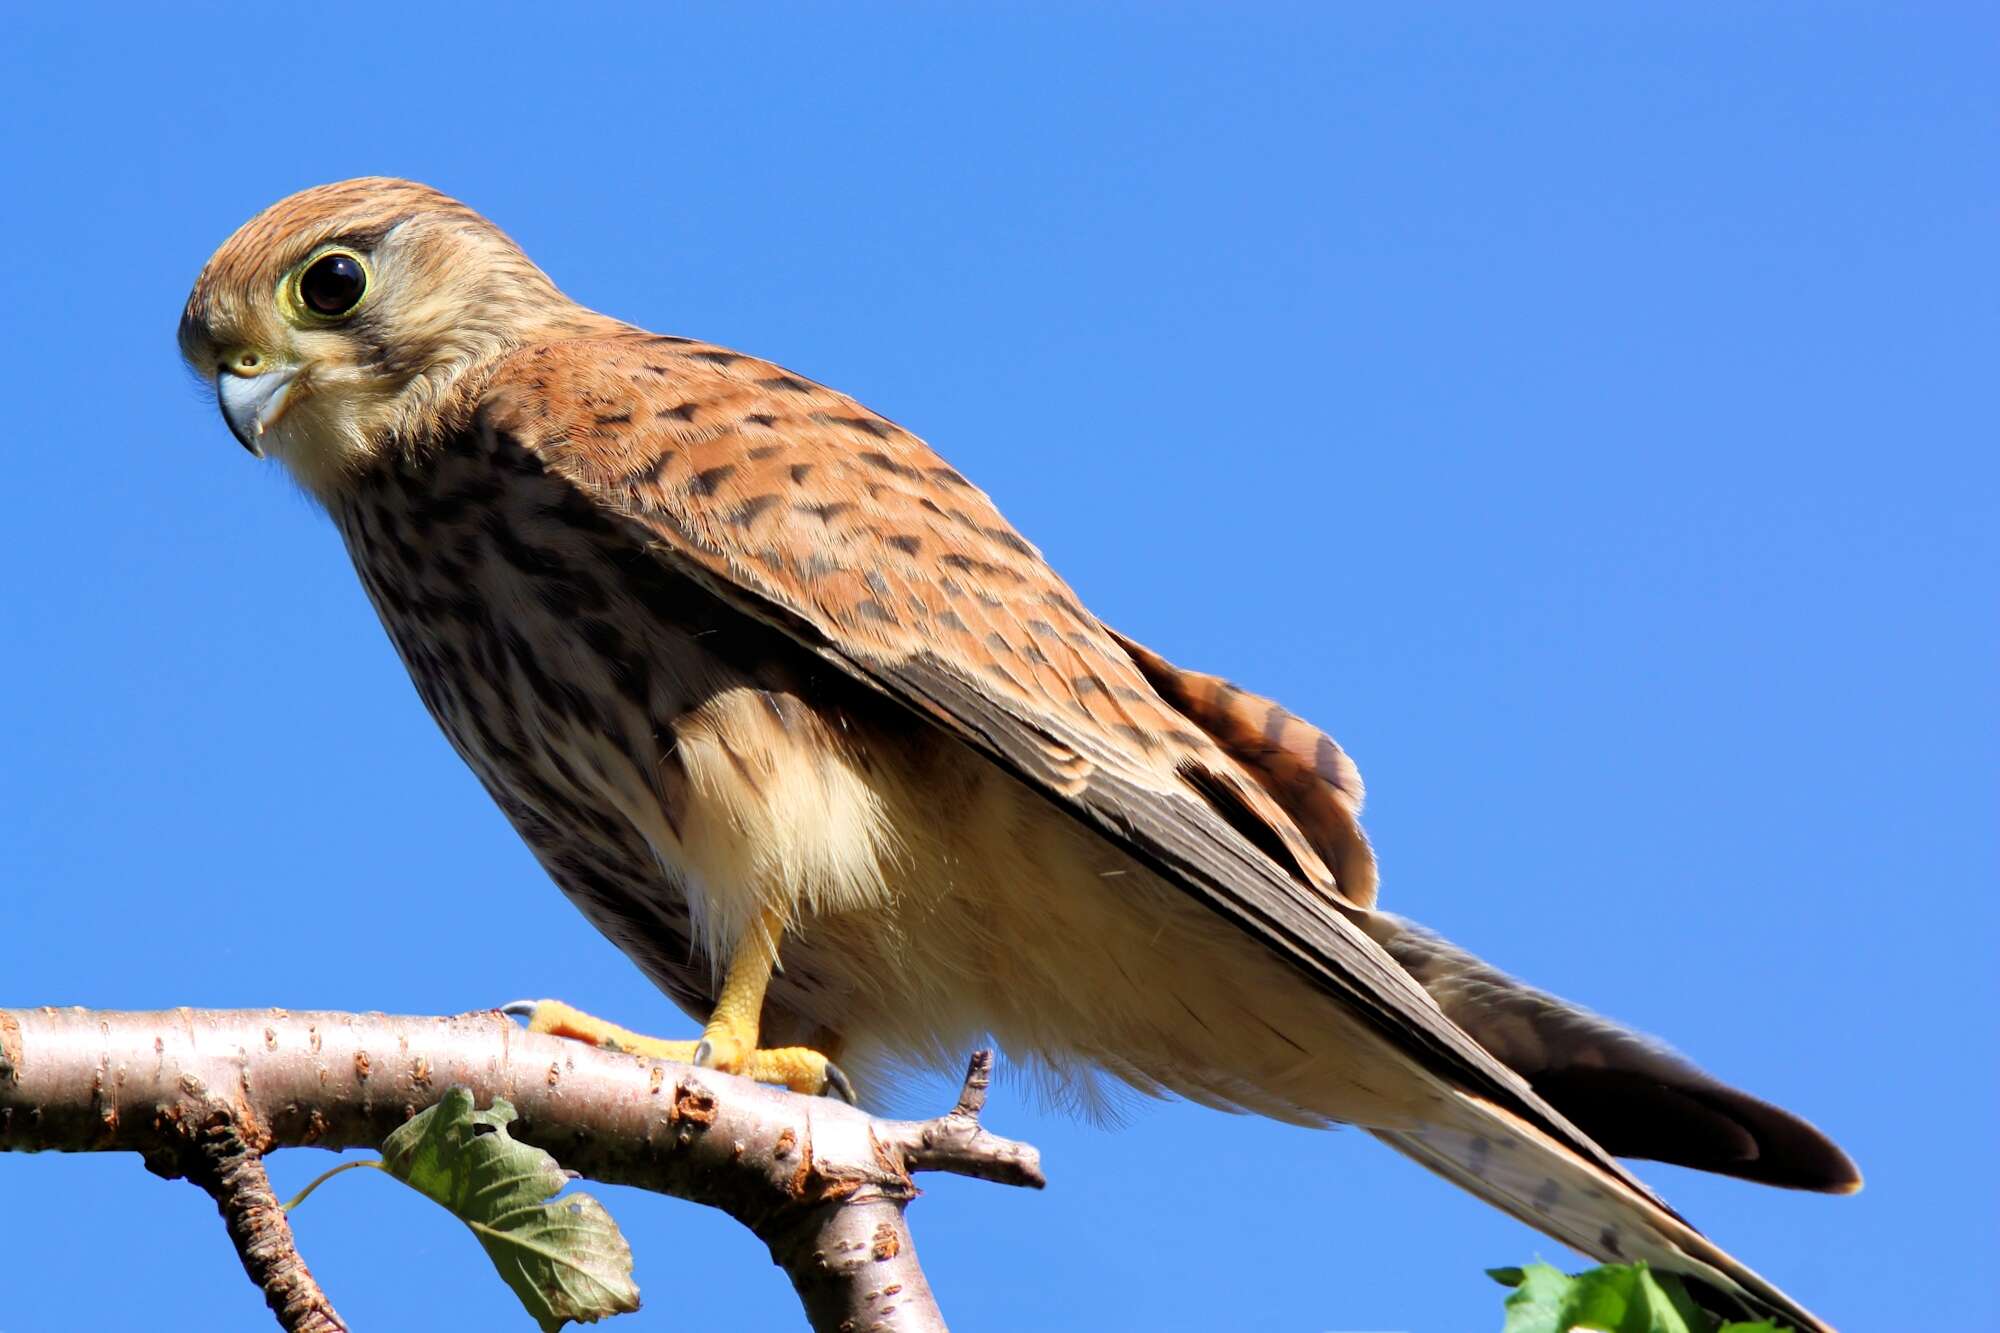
(507, 906, 854, 1102)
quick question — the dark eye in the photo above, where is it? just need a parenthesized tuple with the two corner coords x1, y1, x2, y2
(299, 252, 367, 317)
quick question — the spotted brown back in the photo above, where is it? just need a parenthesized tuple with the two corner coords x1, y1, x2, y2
(479, 330, 1365, 904)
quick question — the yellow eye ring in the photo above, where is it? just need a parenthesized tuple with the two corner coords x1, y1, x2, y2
(293, 249, 371, 321)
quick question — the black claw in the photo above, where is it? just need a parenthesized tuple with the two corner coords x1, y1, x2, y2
(692, 1039, 714, 1068)
(499, 999, 540, 1020)
(823, 1060, 857, 1105)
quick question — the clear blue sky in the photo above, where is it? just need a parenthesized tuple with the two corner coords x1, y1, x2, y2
(4, 6, 1992, 1330)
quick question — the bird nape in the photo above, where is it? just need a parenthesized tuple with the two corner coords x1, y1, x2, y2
(180, 177, 1858, 1332)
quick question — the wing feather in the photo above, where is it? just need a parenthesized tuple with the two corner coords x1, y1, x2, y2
(1112, 629, 1378, 909)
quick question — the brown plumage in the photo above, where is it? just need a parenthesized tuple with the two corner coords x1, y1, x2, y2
(179, 178, 1858, 1331)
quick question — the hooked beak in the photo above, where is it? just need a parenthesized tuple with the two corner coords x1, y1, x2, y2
(217, 363, 301, 458)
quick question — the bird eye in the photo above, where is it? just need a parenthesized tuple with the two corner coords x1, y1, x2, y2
(297, 251, 368, 318)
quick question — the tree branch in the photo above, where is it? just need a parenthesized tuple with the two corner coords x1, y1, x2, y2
(0, 1007, 1043, 1331)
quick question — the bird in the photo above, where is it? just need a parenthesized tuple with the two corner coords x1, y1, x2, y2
(179, 178, 1858, 1330)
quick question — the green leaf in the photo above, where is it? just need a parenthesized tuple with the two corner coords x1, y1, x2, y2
(381, 1086, 640, 1331)
(1498, 1262, 1595, 1333)
(1490, 1260, 1790, 1333)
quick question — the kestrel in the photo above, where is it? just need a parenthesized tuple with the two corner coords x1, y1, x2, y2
(180, 179, 1857, 1330)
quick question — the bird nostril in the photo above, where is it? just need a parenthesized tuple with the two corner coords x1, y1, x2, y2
(227, 351, 261, 373)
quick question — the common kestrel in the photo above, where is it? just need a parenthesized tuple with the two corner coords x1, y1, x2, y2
(180, 179, 1857, 1330)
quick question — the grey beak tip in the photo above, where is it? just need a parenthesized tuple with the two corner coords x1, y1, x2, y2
(225, 418, 265, 458)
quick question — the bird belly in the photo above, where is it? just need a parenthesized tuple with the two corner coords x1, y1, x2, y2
(669, 690, 1445, 1131)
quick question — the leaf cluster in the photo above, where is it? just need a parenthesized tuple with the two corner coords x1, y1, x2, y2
(1489, 1262, 1786, 1333)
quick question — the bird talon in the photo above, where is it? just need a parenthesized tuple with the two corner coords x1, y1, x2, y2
(495, 999, 850, 1097)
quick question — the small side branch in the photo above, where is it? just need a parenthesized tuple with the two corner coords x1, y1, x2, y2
(176, 1117, 348, 1333)
(0, 1007, 1043, 1332)
(879, 1048, 1041, 1186)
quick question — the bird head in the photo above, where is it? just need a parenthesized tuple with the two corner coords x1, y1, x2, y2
(179, 177, 601, 496)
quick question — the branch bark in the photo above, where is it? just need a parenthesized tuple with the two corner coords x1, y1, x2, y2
(0, 1007, 1042, 1331)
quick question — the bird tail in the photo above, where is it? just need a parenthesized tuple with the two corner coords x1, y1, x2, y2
(1359, 911, 1861, 1192)
(1354, 909, 1857, 1331)
(1372, 1089, 1834, 1332)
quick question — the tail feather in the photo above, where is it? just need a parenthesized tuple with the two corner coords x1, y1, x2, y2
(1362, 911, 1861, 1194)
(1374, 1087, 1834, 1332)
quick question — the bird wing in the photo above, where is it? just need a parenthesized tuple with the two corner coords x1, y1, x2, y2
(471, 330, 1829, 1330)
(475, 331, 1588, 1138)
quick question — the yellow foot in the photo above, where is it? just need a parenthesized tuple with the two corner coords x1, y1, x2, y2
(502, 998, 855, 1103)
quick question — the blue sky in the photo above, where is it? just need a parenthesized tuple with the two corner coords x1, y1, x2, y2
(3, 5, 1992, 1330)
